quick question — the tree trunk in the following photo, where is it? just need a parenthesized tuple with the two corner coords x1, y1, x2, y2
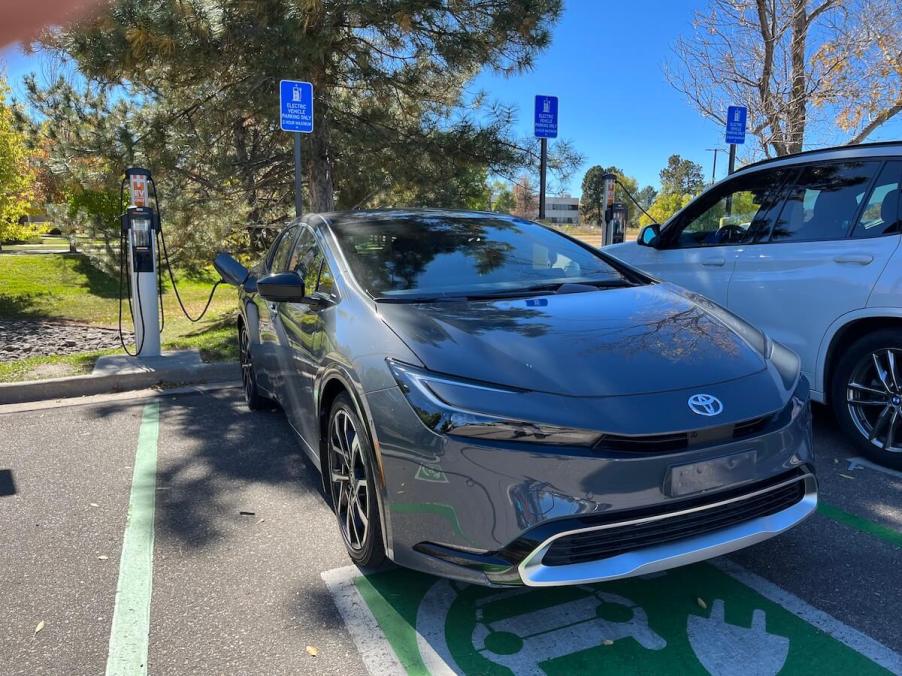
(786, 0, 809, 155)
(304, 96, 335, 213)
(232, 117, 261, 225)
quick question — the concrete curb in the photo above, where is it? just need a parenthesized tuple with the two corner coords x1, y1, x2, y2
(0, 362, 241, 405)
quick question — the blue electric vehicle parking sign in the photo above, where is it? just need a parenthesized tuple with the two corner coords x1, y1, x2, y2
(534, 95, 558, 138)
(280, 80, 314, 133)
(725, 105, 747, 144)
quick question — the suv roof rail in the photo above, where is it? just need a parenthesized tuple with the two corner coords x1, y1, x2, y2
(740, 140, 902, 172)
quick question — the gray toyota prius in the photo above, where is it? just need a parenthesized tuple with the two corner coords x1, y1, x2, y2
(215, 209, 817, 587)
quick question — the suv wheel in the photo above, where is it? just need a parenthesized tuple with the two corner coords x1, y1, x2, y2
(832, 329, 902, 470)
(327, 393, 386, 567)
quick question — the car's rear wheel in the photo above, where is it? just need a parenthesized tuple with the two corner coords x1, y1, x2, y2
(238, 323, 272, 411)
(832, 329, 902, 470)
(327, 393, 386, 567)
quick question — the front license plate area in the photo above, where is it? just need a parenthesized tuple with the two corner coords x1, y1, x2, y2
(664, 450, 758, 498)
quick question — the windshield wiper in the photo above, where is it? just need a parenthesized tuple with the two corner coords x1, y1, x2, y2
(373, 279, 635, 303)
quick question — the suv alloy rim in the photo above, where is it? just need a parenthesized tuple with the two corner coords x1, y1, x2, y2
(846, 348, 902, 454)
(329, 409, 370, 551)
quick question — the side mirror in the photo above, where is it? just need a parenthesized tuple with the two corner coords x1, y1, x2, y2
(257, 272, 306, 303)
(639, 224, 661, 247)
(214, 252, 250, 287)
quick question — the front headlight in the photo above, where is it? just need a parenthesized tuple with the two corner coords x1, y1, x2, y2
(387, 360, 602, 446)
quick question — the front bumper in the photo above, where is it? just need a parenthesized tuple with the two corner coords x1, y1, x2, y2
(366, 380, 815, 586)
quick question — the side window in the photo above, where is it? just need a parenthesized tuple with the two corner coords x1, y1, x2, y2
(317, 260, 337, 298)
(852, 161, 902, 239)
(288, 228, 316, 274)
(770, 161, 880, 243)
(668, 169, 787, 248)
(269, 227, 298, 273)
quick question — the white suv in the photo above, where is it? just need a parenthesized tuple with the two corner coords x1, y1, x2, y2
(607, 142, 902, 469)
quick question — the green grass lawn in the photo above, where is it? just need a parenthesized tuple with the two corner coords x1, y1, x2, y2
(0, 253, 238, 381)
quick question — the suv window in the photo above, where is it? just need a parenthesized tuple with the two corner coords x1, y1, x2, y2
(852, 161, 902, 239)
(770, 161, 881, 242)
(666, 169, 788, 248)
(269, 227, 298, 273)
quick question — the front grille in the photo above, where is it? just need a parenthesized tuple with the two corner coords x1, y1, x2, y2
(594, 413, 775, 453)
(541, 478, 805, 566)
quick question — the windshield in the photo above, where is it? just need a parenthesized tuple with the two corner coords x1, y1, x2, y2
(331, 213, 627, 299)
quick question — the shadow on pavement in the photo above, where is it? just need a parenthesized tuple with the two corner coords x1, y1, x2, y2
(88, 390, 328, 549)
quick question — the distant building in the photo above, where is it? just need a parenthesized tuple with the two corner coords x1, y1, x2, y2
(529, 195, 580, 225)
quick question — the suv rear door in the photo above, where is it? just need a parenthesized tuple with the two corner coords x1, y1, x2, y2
(727, 159, 902, 393)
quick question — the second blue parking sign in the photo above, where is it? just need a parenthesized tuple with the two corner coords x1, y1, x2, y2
(534, 95, 558, 138)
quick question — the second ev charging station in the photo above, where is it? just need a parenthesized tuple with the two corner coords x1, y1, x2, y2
(601, 172, 627, 246)
(121, 167, 160, 357)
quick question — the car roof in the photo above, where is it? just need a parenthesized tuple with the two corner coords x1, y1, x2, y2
(734, 140, 902, 176)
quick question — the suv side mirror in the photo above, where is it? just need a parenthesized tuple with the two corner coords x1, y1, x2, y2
(257, 272, 306, 302)
(639, 224, 661, 247)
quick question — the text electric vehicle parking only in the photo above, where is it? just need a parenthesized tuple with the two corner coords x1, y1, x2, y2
(215, 209, 816, 586)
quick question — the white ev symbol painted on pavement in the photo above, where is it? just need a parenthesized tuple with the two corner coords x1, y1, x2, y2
(687, 599, 789, 676)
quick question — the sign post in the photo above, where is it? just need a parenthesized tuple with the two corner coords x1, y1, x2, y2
(534, 95, 558, 220)
(279, 80, 314, 219)
(724, 105, 747, 175)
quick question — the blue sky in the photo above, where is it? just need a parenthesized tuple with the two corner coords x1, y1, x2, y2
(3, 0, 901, 195)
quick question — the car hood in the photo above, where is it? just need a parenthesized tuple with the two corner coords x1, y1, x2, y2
(378, 283, 767, 397)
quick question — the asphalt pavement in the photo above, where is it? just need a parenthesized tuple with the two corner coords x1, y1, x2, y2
(0, 388, 899, 675)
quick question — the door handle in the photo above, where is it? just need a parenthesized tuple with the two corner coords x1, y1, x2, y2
(701, 256, 725, 267)
(834, 254, 873, 265)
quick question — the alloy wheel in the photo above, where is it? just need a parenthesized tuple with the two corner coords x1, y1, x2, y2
(329, 408, 370, 551)
(846, 348, 902, 454)
(238, 326, 254, 402)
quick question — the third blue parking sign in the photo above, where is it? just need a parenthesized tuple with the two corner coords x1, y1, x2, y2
(725, 105, 747, 144)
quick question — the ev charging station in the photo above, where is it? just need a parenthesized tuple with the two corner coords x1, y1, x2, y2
(600, 172, 627, 246)
(121, 168, 161, 357)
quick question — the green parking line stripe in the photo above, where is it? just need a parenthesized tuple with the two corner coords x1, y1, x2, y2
(818, 502, 902, 548)
(105, 402, 160, 676)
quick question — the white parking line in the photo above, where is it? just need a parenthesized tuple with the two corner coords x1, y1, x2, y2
(713, 558, 902, 673)
(321, 566, 406, 675)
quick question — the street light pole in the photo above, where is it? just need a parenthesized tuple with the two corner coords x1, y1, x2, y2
(705, 148, 725, 183)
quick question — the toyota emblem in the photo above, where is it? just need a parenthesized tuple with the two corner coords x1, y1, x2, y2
(688, 393, 723, 416)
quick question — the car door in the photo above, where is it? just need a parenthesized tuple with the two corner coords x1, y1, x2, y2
(727, 159, 902, 390)
(273, 228, 337, 453)
(252, 225, 299, 393)
(622, 168, 789, 305)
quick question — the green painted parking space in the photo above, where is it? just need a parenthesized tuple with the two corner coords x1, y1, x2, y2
(323, 560, 901, 675)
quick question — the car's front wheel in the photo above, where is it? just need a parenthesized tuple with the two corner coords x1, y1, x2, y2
(832, 329, 902, 470)
(327, 393, 386, 567)
(238, 323, 272, 411)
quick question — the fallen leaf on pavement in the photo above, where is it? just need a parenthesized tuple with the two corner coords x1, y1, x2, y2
(239, 511, 256, 516)
(34, 621, 44, 636)
(696, 597, 707, 610)
(838, 473, 855, 480)
(97, 555, 108, 560)
(305, 645, 319, 657)
(90, 503, 99, 508)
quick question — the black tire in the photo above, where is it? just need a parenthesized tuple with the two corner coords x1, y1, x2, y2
(831, 329, 902, 470)
(238, 322, 272, 411)
(326, 393, 386, 567)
